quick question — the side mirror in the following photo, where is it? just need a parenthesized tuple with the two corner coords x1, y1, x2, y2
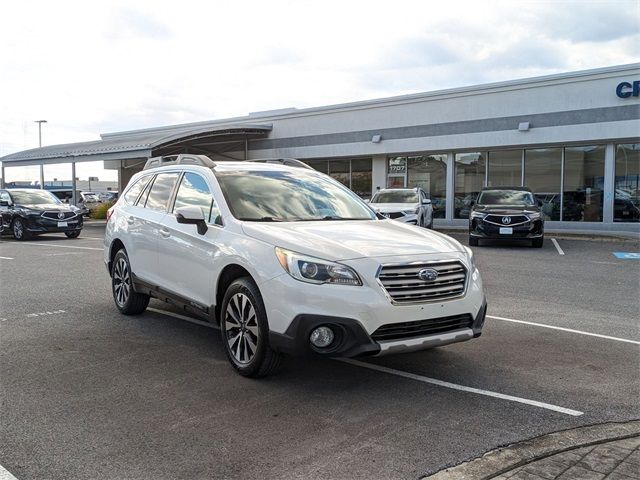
(422, 198, 432, 205)
(175, 206, 208, 235)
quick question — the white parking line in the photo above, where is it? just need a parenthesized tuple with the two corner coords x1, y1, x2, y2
(487, 315, 640, 345)
(551, 238, 565, 255)
(0, 463, 19, 480)
(0, 242, 102, 251)
(340, 358, 583, 416)
(0, 256, 14, 260)
(147, 307, 219, 329)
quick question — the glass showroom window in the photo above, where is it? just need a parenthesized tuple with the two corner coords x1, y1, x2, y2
(304, 159, 329, 174)
(487, 150, 522, 187)
(563, 146, 605, 222)
(524, 148, 562, 221)
(303, 158, 372, 198)
(328, 159, 350, 187)
(350, 158, 372, 199)
(387, 157, 407, 188)
(614, 143, 640, 222)
(454, 152, 485, 218)
(407, 154, 447, 218)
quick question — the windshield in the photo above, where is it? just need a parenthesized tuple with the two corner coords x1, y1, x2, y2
(371, 190, 418, 203)
(477, 190, 535, 206)
(215, 170, 376, 221)
(10, 190, 61, 205)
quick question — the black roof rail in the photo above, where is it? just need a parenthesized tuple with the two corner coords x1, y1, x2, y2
(143, 154, 216, 170)
(248, 158, 314, 170)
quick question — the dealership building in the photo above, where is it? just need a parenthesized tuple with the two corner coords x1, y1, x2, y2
(1, 63, 639, 232)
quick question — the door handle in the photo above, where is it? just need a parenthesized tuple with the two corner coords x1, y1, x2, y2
(159, 228, 171, 238)
(127, 216, 134, 225)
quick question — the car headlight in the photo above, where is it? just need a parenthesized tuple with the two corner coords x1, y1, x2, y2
(470, 211, 486, 219)
(527, 212, 542, 220)
(402, 209, 418, 215)
(275, 247, 362, 286)
(463, 246, 476, 271)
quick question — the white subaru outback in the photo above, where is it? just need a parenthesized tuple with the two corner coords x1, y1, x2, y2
(104, 155, 487, 377)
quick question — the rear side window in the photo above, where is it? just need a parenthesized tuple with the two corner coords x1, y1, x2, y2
(145, 173, 180, 212)
(123, 175, 152, 205)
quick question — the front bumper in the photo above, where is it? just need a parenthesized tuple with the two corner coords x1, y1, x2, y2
(268, 302, 487, 357)
(470, 218, 543, 239)
(260, 251, 486, 357)
(24, 215, 83, 233)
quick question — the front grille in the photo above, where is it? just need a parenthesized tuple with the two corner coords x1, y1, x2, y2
(42, 211, 75, 220)
(378, 260, 467, 304)
(371, 314, 474, 341)
(484, 214, 529, 226)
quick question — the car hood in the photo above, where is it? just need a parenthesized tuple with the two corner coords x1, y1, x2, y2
(16, 203, 74, 211)
(474, 204, 540, 215)
(241, 220, 464, 261)
(369, 203, 418, 213)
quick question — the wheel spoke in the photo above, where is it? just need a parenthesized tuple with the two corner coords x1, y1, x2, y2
(245, 333, 257, 357)
(225, 306, 241, 328)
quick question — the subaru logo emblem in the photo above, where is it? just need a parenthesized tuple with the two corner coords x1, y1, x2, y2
(502, 216, 511, 225)
(58, 212, 65, 219)
(418, 268, 439, 282)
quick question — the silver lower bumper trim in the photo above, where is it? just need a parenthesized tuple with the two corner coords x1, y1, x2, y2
(375, 328, 474, 356)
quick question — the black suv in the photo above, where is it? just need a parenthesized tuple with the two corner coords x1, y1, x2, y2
(0, 188, 83, 240)
(469, 186, 544, 248)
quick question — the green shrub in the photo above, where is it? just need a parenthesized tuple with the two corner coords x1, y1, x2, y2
(89, 200, 115, 220)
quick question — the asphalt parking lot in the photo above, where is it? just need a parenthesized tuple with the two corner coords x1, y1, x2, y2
(1, 223, 638, 480)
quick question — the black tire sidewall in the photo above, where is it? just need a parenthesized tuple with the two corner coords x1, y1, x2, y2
(65, 231, 81, 238)
(12, 218, 28, 240)
(112, 250, 135, 313)
(220, 278, 270, 376)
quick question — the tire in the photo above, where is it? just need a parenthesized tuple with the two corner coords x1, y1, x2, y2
(12, 218, 31, 241)
(469, 236, 479, 246)
(220, 277, 283, 378)
(532, 237, 544, 248)
(111, 249, 149, 315)
(65, 230, 81, 239)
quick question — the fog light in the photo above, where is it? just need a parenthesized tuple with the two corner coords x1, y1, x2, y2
(310, 326, 335, 348)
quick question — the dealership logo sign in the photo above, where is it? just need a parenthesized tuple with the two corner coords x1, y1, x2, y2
(616, 81, 640, 98)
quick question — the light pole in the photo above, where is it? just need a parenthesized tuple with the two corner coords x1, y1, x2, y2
(35, 120, 47, 189)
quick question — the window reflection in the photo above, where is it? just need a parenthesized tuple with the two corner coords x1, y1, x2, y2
(455, 152, 485, 218)
(407, 155, 447, 218)
(525, 148, 562, 221)
(615, 143, 640, 222)
(145, 173, 179, 212)
(174, 172, 221, 225)
(215, 170, 374, 221)
(564, 146, 605, 222)
(488, 150, 522, 187)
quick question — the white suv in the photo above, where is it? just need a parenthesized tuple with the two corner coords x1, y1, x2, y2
(104, 155, 487, 377)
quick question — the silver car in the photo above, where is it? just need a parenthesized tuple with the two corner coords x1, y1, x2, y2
(369, 188, 433, 228)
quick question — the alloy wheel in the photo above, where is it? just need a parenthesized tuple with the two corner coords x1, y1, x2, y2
(13, 220, 23, 239)
(113, 257, 131, 307)
(225, 293, 259, 364)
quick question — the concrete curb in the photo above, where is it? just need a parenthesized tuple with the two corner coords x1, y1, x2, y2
(423, 420, 640, 480)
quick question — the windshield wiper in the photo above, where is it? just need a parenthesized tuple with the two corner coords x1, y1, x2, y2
(237, 216, 284, 222)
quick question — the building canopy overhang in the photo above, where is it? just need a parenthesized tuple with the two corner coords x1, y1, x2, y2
(0, 123, 273, 167)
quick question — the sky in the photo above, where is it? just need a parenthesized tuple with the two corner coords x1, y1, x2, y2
(0, 0, 638, 181)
